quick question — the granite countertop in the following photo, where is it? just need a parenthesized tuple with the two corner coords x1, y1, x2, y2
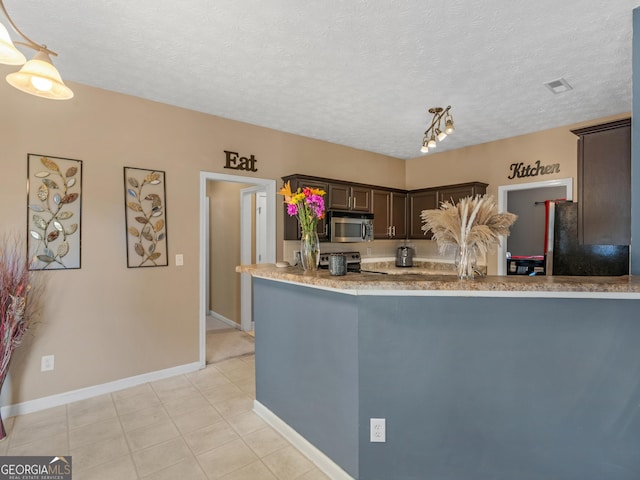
(360, 259, 459, 275)
(236, 263, 640, 298)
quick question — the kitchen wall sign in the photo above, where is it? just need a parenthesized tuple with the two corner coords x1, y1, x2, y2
(224, 150, 258, 172)
(508, 160, 560, 180)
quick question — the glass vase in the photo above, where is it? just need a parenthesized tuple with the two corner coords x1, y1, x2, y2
(300, 229, 320, 271)
(455, 244, 477, 280)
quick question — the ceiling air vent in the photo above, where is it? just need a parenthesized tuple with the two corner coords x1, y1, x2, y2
(544, 78, 573, 94)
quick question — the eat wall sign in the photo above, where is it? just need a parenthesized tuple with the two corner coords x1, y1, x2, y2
(508, 160, 560, 180)
(224, 150, 258, 172)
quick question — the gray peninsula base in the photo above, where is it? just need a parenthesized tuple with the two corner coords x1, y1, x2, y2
(254, 277, 640, 480)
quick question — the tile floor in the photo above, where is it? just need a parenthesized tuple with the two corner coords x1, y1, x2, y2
(0, 355, 330, 480)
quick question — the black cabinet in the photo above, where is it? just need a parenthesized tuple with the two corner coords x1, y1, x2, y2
(571, 118, 631, 245)
(372, 189, 407, 239)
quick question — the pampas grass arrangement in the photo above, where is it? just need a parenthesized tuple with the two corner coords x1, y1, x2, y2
(421, 195, 517, 279)
(0, 233, 45, 440)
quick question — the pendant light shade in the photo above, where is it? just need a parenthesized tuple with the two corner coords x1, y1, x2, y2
(444, 112, 455, 135)
(0, 0, 73, 100)
(0, 22, 24, 64)
(6, 50, 73, 100)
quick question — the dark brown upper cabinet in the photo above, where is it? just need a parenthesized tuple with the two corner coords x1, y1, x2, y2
(408, 182, 488, 239)
(372, 189, 407, 239)
(281, 175, 330, 241)
(282, 174, 487, 242)
(571, 118, 631, 246)
(328, 184, 371, 212)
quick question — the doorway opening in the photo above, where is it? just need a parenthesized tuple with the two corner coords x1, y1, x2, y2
(199, 172, 276, 367)
(497, 178, 573, 276)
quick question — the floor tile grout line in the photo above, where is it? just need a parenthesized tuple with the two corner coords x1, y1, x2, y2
(113, 388, 151, 480)
(4, 356, 261, 476)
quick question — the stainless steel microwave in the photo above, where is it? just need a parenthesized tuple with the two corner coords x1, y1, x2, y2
(327, 211, 374, 242)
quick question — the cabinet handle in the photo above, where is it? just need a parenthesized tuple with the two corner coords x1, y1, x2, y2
(392, 225, 396, 237)
(353, 197, 357, 209)
(324, 224, 328, 236)
(387, 226, 392, 237)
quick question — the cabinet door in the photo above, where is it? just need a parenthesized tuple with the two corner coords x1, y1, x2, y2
(438, 185, 478, 205)
(391, 192, 407, 238)
(283, 177, 329, 240)
(372, 189, 392, 238)
(329, 184, 371, 212)
(575, 120, 631, 245)
(409, 190, 438, 239)
(328, 183, 350, 210)
(351, 186, 371, 212)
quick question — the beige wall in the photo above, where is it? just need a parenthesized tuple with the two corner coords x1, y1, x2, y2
(207, 181, 251, 324)
(0, 75, 403, 405)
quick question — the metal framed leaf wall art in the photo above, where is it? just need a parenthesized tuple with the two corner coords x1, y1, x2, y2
(27, 154, 82, 270)
(124, 167, 168, 267)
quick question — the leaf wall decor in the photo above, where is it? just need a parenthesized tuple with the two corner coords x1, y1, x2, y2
(27, 154, 82, 270)
(123, 167, 168, 267)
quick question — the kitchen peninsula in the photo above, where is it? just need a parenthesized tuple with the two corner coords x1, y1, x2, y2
(239, 264, 640, 480)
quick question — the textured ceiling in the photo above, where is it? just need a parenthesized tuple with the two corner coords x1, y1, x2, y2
(3, 0, 637, 159)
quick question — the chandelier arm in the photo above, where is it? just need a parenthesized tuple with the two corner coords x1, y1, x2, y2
(426, 112, 443, 134)
(0, 0, 57, 56)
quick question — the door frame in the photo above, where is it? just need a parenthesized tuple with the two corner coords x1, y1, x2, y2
(240, 186, 270, 332)
(497, 178, 573, 276)
(199, 172, 276, 367)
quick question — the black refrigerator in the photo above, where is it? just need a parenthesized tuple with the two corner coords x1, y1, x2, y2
(548, 201, 629, 276)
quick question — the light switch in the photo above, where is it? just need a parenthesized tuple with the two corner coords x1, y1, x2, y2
(175, 254, 184, 266)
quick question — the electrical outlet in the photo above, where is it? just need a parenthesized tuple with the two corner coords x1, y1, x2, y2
(41, 355, 54, 372)
(366, 247, 372, 256)
(370, 418, 386, 442)
(175, 254, 184, 266)
(293, 250, 301, 266)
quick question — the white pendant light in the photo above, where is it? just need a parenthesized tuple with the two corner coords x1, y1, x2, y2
(6, 50, 73, 100)
(444, 112, 455, 135)
(0, 22, 24, 64)
(0, 0, 73, 100)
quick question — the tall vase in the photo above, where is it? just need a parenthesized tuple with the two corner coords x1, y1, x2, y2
(300, 229, 320, 271)
(455, 244, 476, 280)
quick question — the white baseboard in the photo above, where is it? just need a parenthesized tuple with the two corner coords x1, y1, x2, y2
(1, 361, 202, 419)
(253, 400, 354, 480)
(208, 310, 240, 330)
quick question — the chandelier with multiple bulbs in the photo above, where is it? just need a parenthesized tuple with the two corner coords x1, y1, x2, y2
(0, 0, 73, 100)
(420, 105, 454, 153)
